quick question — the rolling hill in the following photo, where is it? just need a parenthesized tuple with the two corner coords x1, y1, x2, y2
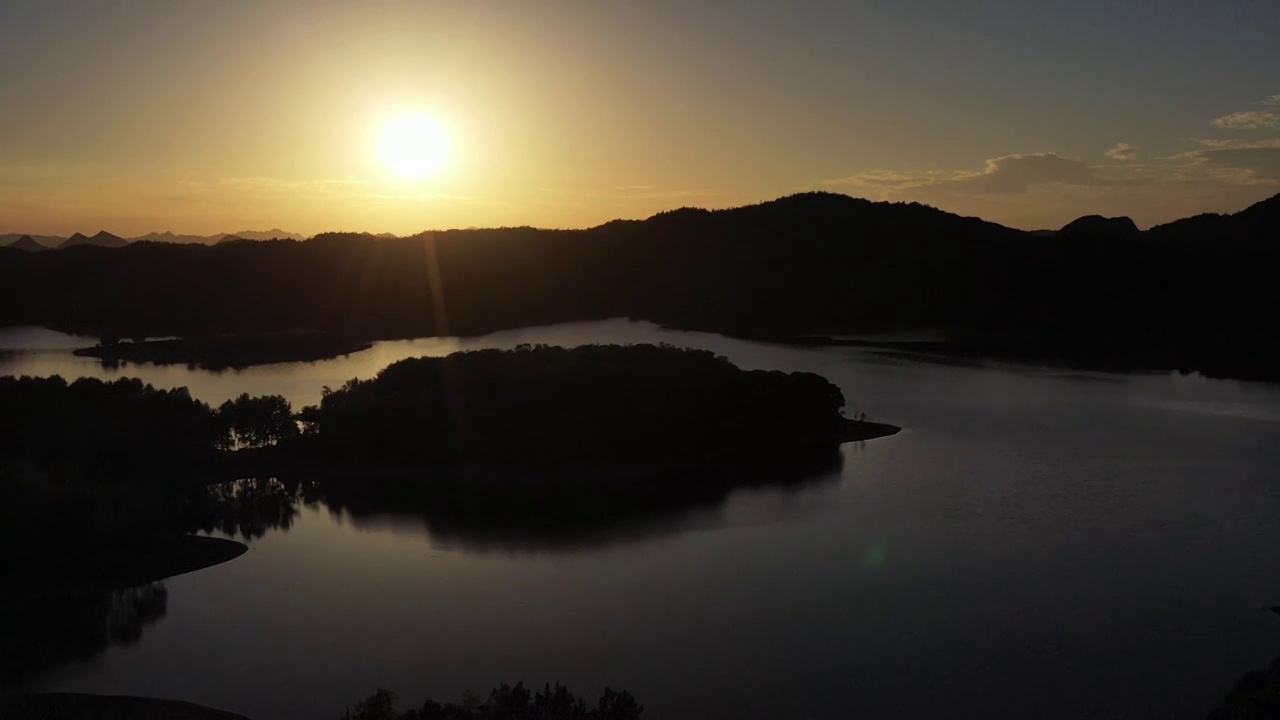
(0, 191, 1276, 379)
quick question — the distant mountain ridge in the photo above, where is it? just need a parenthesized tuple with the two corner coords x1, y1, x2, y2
(4, 235, 50, 252)
(0, 229, 308, 250)
(0, 234, 64, 249)
(230, 228, 304, 241)
(129, 231, 217, 245)
(61, 231, 128, 249)
(130, 228, 305, 244)
(1, 190, 1277, 379)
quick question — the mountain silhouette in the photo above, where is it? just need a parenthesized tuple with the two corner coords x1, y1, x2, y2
(129, 231, 217, 245)
(0, 233, 64, 248)
(229, 228, 304, 241)
(1146, 193, 1280, 242)
(128, 229, 305, 245)
(1058, 215, 1140, 238)
(60, 231, 128, 249)
(1, 191, 1277, 379)
(4, 235, 50, 252)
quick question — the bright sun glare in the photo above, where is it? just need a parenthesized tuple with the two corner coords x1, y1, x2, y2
(377, 113, 451, 180)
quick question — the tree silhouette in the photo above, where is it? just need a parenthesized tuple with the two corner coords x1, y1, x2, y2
(216, 393, 298, 449)
(346, 682, 642, 720)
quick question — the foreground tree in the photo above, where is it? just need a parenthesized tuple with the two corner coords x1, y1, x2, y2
(215, 393, 297, 449)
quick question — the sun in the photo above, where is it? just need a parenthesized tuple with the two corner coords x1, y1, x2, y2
(377, 113, 451, 180)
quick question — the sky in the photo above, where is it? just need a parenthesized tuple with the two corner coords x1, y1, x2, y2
(1, 0, 1278, 236)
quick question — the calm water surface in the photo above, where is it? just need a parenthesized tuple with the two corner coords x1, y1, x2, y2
(5, 320, 1280, 719)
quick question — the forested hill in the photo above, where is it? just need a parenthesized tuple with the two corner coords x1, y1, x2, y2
(0, 191, 1277, 378)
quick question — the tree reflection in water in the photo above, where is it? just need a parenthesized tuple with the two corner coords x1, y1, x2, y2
(203, 445, 845, 552)
(0, 583, 168, 685)
(0, 455, 843, 684)
(183, 477, 316, 540)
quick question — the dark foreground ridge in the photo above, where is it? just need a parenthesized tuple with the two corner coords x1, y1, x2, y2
(2, 191, 1277, 380)
(73, 332, 372, 370)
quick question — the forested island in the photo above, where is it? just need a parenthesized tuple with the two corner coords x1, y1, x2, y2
(1, 192, 1277, 379)
(0, 344, 893, 599)
(290, 343, 893, 468)
(1, 345, 892, 537)
(73, 332, 372, 370)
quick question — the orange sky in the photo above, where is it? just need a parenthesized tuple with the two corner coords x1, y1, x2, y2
(2, 2, 1278, 236)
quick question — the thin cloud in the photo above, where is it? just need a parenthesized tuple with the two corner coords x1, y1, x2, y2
(822, 151, 1260, 201)
(1183, 147, 1280, 182)
(826, 153, 1113, 195)
(824, 169, 947, 189)
(1190, 137, 1280, 150)
(1212, 111, 1279, 130)
(1106, 143, 1138, 161)
(1210, 93, 1280, 130)
(949, 153, 1121, 194)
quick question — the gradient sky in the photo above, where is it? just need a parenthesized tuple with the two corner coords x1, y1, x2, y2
(2, 1, 1278, 236)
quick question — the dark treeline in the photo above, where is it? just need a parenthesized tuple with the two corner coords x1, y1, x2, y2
(0, 376, 220, 545)
(0, 376, 293, 543)
(2, 192, 1277, 378)
(343, 683, 641, 720)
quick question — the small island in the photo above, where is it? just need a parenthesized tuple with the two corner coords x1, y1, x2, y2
(73, 331, 372, 370)
(286, 343, 898, 472)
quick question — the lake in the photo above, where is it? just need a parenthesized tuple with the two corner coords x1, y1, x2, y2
(5, 320, 1280, 719)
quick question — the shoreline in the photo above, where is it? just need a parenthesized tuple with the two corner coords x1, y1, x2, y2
(227, 417, 902, 484)
(839, 418, 901, 442)
(0, 693, 252, 720)
(72, 332, 372, 370)
(732, 330, 1280, 383)
(14, 318, 1275, 383)
(1, 534, 247, 607)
